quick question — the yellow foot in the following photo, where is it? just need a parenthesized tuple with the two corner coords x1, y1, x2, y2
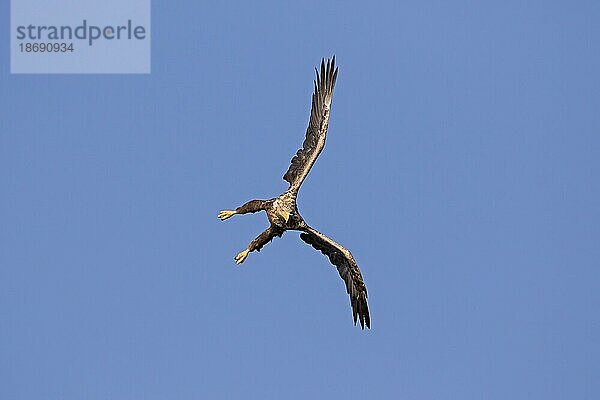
(235, 249, 250, 265)
(218, 210, 236, 221)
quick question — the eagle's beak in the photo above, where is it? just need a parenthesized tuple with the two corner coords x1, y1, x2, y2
(281, 210, 290, 223)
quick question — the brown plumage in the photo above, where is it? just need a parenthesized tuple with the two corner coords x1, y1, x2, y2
(218, 57, 370, 329)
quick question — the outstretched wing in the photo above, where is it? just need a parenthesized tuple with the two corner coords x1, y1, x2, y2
(284, 57, 339, 193)
(300, 226, 370, 329)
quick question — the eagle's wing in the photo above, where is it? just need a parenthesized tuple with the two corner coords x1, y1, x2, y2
(300, 226, 370, 329)
(284, 57, 338, 193)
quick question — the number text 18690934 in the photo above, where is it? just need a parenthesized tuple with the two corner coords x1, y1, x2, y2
(19, 43, 74, 53)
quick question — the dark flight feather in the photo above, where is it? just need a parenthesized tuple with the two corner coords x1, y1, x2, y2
(284, 57, 338, 192)
(300, 227, 370, 329)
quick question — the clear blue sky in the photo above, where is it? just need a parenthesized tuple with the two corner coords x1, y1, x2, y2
(1, 1, 599, 399)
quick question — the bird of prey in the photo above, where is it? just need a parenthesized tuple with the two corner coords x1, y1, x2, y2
(218, 57, 370, 329)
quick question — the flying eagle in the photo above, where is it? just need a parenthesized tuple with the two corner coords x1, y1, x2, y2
(218, 57, 370, 329)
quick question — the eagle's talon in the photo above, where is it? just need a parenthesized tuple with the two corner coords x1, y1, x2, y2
(235, 249, 250, 264)
(218, 210, 236, 221)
